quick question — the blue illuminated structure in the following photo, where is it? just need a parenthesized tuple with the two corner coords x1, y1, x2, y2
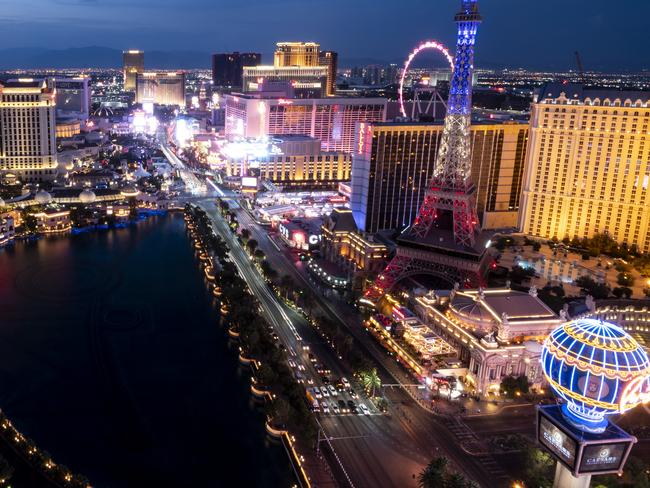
(541, 318, 650, 433)
(447, 0, 481, 116)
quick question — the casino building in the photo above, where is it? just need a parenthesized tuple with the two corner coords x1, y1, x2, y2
(413, 286, 564, 396)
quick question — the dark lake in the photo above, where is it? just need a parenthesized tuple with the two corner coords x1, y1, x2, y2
(0, 213, 293, 487)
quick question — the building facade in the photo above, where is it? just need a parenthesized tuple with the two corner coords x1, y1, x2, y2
(319, 51, 338, 97)
(351, 121, 528, 233)
(519, 83, 650, 252)
(224, 94, 387, 153)
(224, 135, 351, 190)
(274, 42, 320, 67)
(136, 72, 186, 107)
(321, 208, 389, 276)
(212, 52, 261, 88)
(242, 66, 328, 98)
(123, 50, 144, 92)
(414, 287, 563, 396)
(0, 79, 58, 182)
(54, 77, 91, 120)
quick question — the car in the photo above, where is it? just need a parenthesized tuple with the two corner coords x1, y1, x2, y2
(311, 399, 320, 412)
(306, 377, 314, 385)
(321, 376, 330, 384)
(327, 385, 338, 397)
(295, 372, 305, 384)
(308, 353, 317, 363)
(337, 399, 349, 413)
(288, 359, 297, 368)
(321, 386, 330, 397)
(347, 400, 356, 410)
(359, 403, 370, 415)
(347, 388, 358, 399)
(349, 404, 358, 414)
(297, 364, 306, 372)
(321, 401, 330, 414)
(331, 402, 340, 415)
(313, 387, 322, 399)
(341, 377, 351, 388)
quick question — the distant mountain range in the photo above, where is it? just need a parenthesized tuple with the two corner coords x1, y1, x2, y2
(0, 46, 466, 70)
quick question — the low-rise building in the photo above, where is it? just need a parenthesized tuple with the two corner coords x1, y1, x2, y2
(33, 208, 71, 233)
(0, 215, 15, 246)
(413, 286, 563, 397)
(320, 208, 388, 276)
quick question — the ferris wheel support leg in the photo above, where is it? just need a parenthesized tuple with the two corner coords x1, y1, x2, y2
(553, 463, 591, 488)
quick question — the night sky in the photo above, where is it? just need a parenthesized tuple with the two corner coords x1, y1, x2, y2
(1, 0, 648, 70)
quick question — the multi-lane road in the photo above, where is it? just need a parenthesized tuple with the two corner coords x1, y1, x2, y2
(163, 137, 516, 487)
(198, 197, 512, 488)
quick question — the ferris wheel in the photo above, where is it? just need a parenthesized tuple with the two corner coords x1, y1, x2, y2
(399, 40, 454, 118)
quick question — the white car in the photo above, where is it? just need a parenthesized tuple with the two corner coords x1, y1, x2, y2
(359, 403, 370, 415)
(321, 386, 330, 397)
(341, 377, 351, 388)
(328, 385, 338, 397)
(313, 387, 322, 399)
(321, 402, 330, 414)
(331, 402, 340, 414)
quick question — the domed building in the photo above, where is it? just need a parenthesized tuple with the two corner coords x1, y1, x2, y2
(78, 189, 97, 204)
(120, 186, 139, 198)
(414, 286, 564, 396)
(34, 190, 53, 205)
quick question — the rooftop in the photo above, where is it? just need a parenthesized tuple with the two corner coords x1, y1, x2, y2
(537, 82, 650, 104)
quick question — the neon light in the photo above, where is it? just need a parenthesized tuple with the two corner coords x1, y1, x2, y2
(541, 319, 650, 431)
(399, 41, 454, 118)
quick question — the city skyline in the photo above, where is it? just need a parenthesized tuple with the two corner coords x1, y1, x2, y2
(0, 0, 649, 71)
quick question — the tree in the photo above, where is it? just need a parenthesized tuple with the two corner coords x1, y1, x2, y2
(23, 213, 38, 233)
(246, 238, 259, 254)
(253, 249, 265, 262)
(240, 228, 251, 242)
(523, 446, 554, 488)
(574, 276, 611, 299)
(418, 457, 447, 488)
(359, 367, 381, 397)
(0, 455, 13, 484)
(500, 375, 529, 398)
(617, 272, 635, 287)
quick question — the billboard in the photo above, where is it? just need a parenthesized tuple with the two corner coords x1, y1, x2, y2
(539, 415, 578, 470)
(537, 406, 637, 476)
(241, 176, 258, 188)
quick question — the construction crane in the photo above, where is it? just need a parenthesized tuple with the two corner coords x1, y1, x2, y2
(574, 51, 586, 83)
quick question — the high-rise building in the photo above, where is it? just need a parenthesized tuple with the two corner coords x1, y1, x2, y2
(224, 93, 387, 153)
(274, 42, 320, 67)
(319, 51, 338, 97)
(351, 121, 528, 233)
(0, 79, 57, 182)
(519, 83, 650, 252)
(136, 72, 186, 107)
(123, 50, 144, 92)
(224, 135, 351, 190)
(53, 76, 91, 120)
(242, 65, 328, 98)
(212, 52, 261, 88)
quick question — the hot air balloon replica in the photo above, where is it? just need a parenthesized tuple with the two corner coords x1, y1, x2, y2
(537, 318, 650, 487)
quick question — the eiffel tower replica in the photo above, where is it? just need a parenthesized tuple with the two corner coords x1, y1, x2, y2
(363, 0, 493, 306)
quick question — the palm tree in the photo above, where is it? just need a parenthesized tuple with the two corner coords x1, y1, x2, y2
(359, 367, 381, 397)
(0, 455, 13, 484)
(253, 249, 265, 262)
(417, 457, 447, 488)
(247, 238, 259, 254)
(240, 228, 251, 242)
